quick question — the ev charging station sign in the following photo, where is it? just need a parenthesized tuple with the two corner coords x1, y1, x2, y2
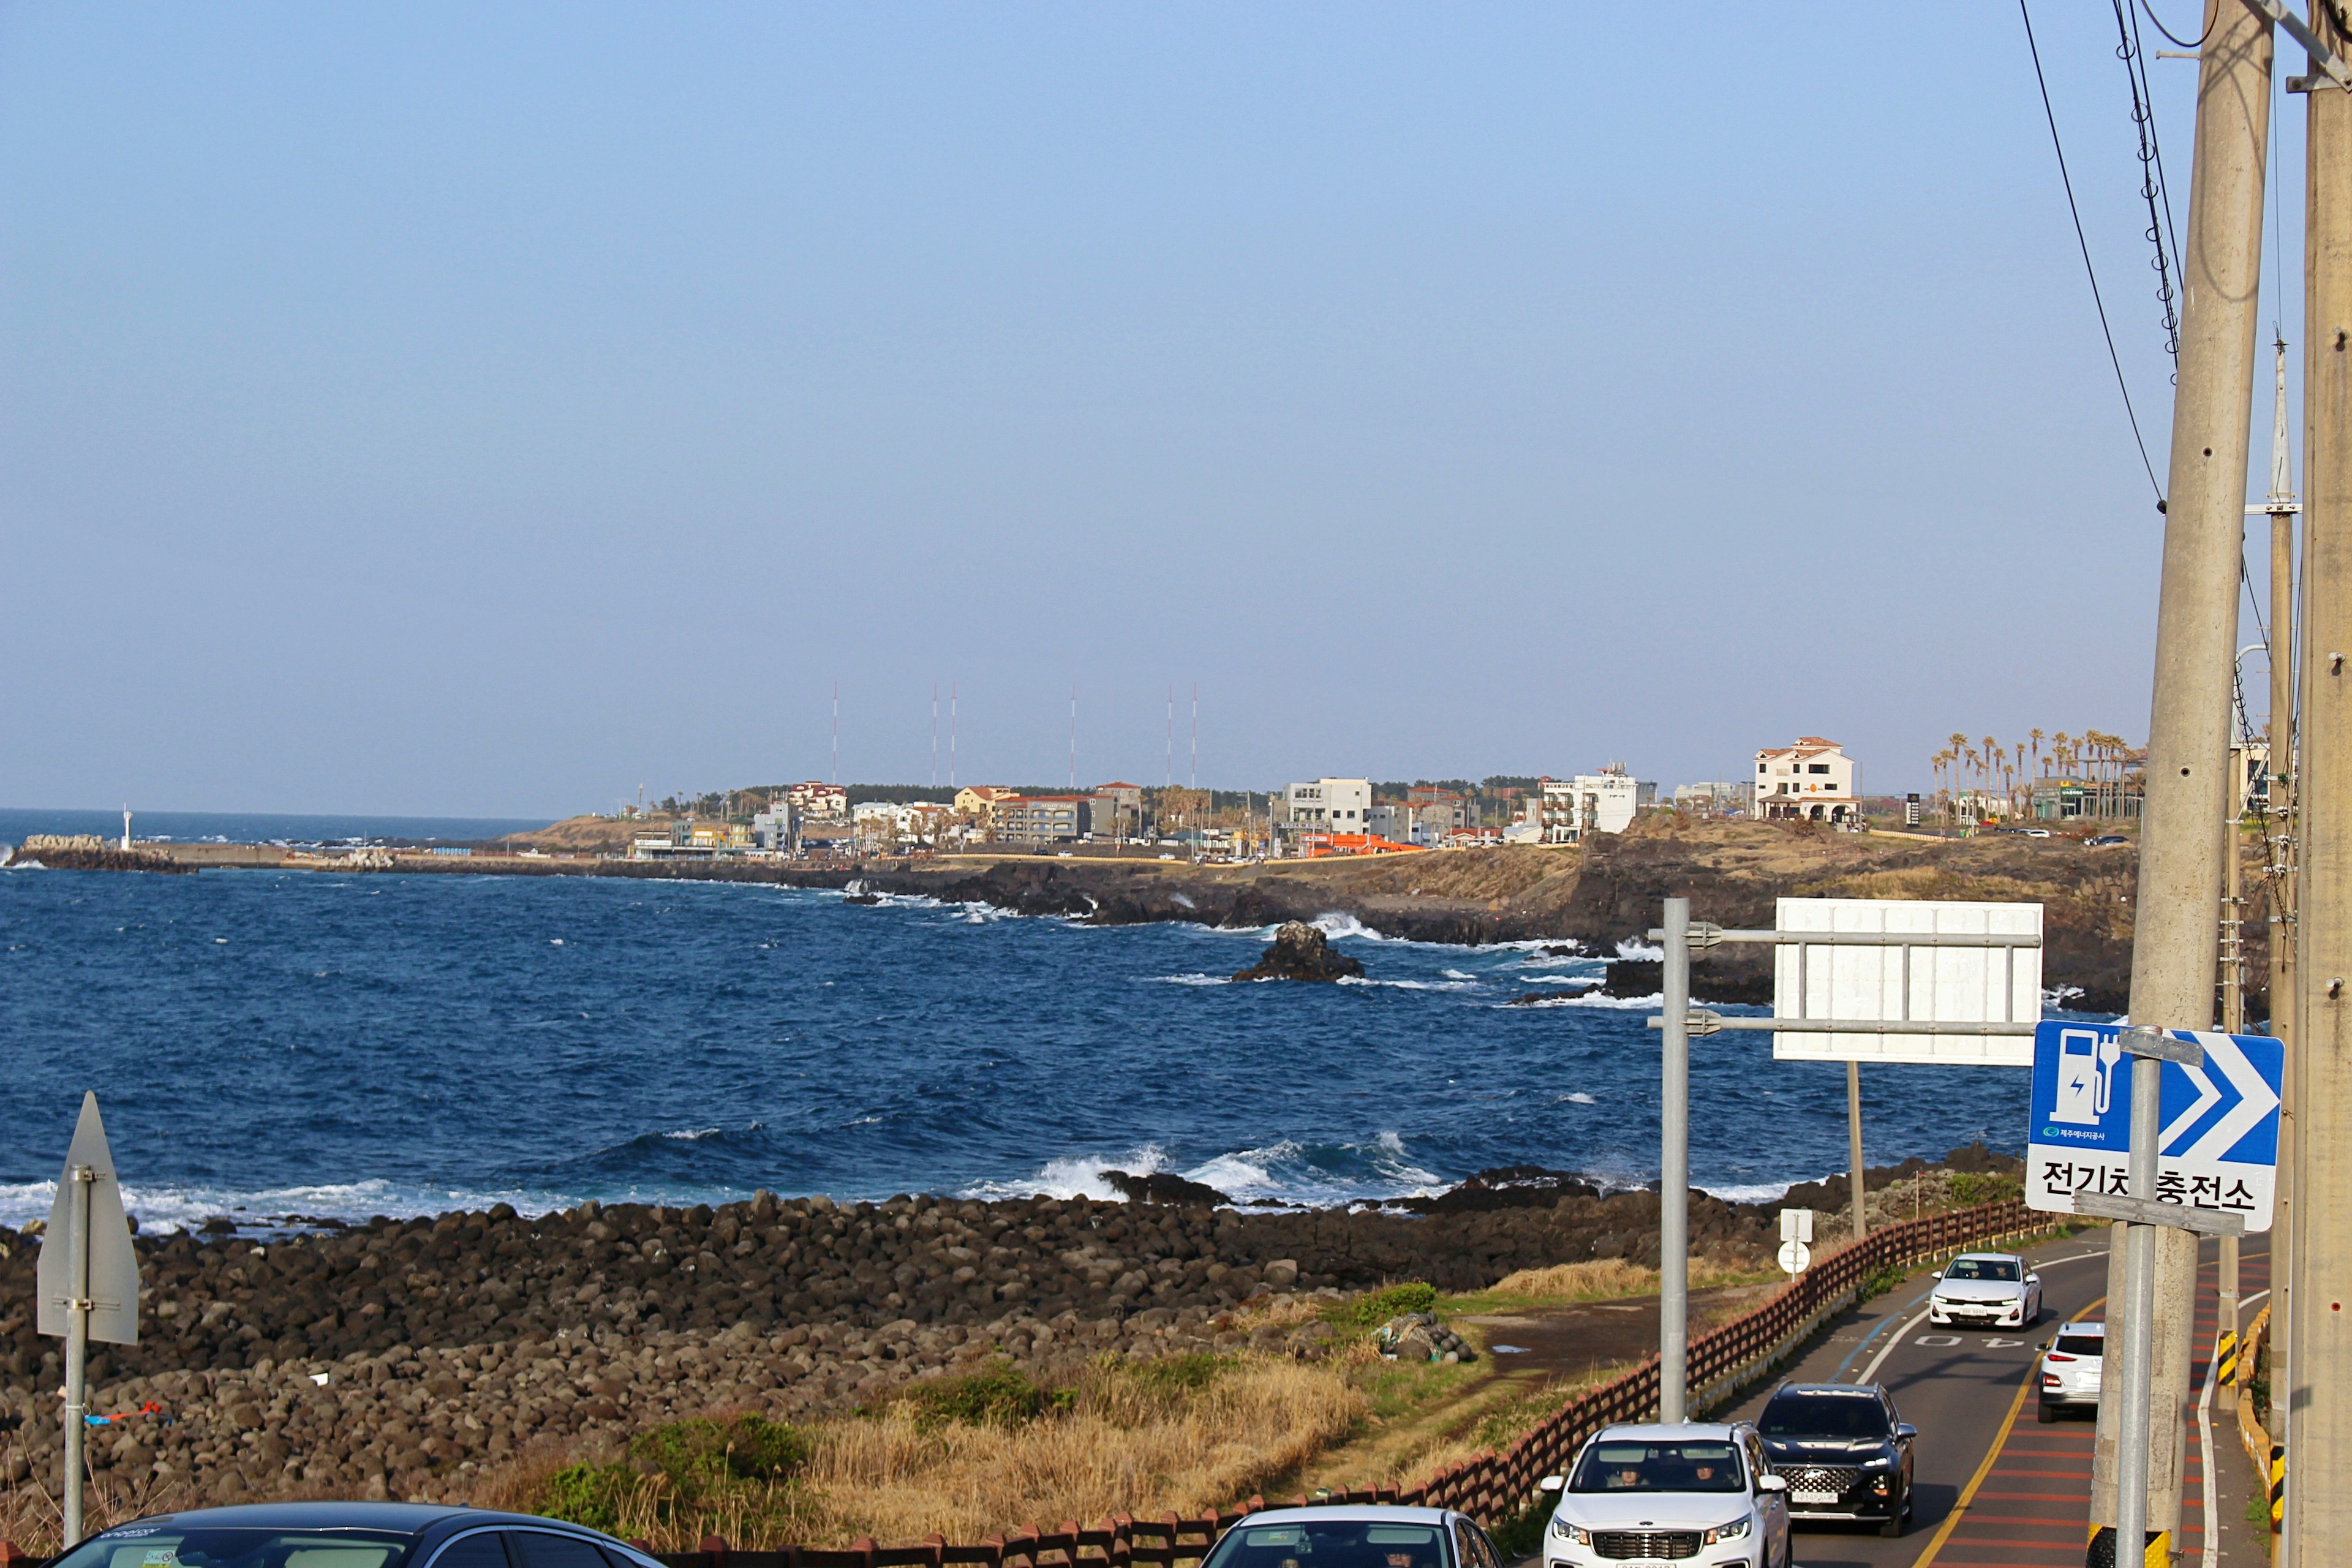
(2026, 1020, 2282, 1231)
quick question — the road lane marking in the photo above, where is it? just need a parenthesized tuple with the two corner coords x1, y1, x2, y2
(2194, 1285, 2269, 1568)
(1911, 1290, 2108, 1567)
(1907, 1358, 2037, 1567)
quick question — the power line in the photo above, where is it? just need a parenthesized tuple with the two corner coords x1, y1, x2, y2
(2019, 0, 2166, 501)
(2117, 0, 2185, 370)
(2135, 0, 2216, 52)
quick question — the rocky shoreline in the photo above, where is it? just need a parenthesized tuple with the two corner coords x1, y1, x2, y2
(0, 1150, 2020, 1515)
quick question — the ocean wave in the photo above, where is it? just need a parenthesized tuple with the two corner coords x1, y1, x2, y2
(1311, 913, 1387, 941)
(1498, 990, 1660, 1010)
(1336, 976, 1479, 992)
(4, 858, 47, 870)
(1614, 938, 1664, 961)
(1562, 1091, 1598, 1105)
(1148, 973, 1228, 986)
(958, 1144, 1171, 1202)
(0, 1177, 581, 1234)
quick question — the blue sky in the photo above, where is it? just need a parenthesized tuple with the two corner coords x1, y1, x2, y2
(0, 4, 2306, 816)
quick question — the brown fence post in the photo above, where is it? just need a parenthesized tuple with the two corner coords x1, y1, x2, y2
(701, 1540, 730, 1568)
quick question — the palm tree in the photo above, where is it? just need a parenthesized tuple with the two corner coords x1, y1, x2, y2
(2030, 728, 2045, 783)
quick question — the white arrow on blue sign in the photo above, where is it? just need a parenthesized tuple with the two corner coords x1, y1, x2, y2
(2025, 1020, 2283, 1231)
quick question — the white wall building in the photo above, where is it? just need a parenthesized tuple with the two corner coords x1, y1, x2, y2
(1366, 802, 1423, 845)
(1537, 766, 1657, 843)
(1754, 737, 1859, 823)
(1282, 778, 1371, 832)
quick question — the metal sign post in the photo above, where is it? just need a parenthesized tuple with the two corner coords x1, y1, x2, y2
(35, 1093, 141, 1548)
(2054, 1029, 2251, 1567)
(1646, 900, 2043, 1421)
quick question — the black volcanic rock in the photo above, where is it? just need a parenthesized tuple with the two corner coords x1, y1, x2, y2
(1232, 922, 1363, 982)
(1103, 1170, 1231, 1206)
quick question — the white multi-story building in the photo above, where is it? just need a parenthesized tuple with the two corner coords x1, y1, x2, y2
(1281, 778, 1372, 832)
(1754, 737, 1859, 823)
(752, 805, 793, 851)
(1366, 802, 1423, 845)
(1536, 766, 1657, 843)
(785, 781, 849, 821)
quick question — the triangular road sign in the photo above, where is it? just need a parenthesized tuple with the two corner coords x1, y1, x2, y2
(35, 1092, 141, 1346)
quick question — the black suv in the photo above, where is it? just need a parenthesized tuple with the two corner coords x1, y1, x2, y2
(1754, 1382, 1915, 1537)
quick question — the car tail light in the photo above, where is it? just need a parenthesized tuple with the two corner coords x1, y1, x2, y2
(2046, 1354, 2075, 1362)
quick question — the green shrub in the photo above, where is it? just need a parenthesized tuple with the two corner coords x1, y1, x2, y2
(540, 1461, 634, 1533)
(1338, 1282, 1439, 1327)
(905, 1358, 1075, 1430)
(1951, 1172, 2024, 1206)
(630, 1413, 811, 1486)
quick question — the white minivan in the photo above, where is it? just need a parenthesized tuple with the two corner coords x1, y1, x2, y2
(1542, 1422, 1791, 1568)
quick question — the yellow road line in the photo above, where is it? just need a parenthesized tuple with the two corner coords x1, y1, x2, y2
(1909, 1362, 2035, 1568)
(1912, 1289, 2109, 1568)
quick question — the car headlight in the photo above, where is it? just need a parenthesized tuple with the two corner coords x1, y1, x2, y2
(1548, 1518, 1590, 1546)
(1702, 1515, 1752, 1545)
(1861, 1455, 1894, 1469)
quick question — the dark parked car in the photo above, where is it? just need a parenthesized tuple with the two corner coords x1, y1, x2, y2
(1754, 1382, 1915, 1537)
(2087, 834, 2130, 847)
(42, 1503, 658, 1568)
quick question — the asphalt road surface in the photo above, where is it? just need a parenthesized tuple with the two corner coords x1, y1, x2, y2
(1715, 1230, 2272, 1568)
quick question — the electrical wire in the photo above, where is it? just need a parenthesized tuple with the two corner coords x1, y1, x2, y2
(2019, 0, 2166, 501)
(2136, 0, 2215, 51)
(2117, 0, 2185, 370)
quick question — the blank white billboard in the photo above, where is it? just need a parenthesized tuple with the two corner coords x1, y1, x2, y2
(1770, 897, 2043, 1067)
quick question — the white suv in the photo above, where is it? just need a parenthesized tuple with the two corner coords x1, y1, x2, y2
(1928, 1252, 2042, 1329)
(1542, 1422, 1791, 1568)
(2038, 1320, 2104, 1422)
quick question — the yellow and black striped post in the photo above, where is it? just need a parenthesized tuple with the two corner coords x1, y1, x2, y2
(2271, 1442, 2285, 1533)
(2083, 1524, 2168, 1566)
(2217, 1329, 2239, 1387)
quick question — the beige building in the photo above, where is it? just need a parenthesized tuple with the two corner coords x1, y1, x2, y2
(1754, 737, 1859, 823)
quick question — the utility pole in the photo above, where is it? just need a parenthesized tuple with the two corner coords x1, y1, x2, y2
(1658, 897, 1691, 1425)
(1846, 1063, 1868, 1242)
(2264, 330, 2302, 1452)
(2286, 0, 2352, 1553)
(2090, 6, 2275, 1563)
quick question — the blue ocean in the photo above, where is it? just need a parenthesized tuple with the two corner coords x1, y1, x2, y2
(0, 812, 2040, 1231)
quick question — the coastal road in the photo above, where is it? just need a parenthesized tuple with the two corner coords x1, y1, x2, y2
(1716, 1230, 2271, 1568)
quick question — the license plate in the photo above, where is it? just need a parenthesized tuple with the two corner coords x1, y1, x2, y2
(1793, 1490, 1838, 1506)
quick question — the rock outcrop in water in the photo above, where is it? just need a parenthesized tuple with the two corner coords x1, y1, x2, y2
(1231, 922, 1363, 982)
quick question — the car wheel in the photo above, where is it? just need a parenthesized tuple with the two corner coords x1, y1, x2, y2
(2038, 1400, 2057, 1424)
(1879, 1506, 1903, 1539)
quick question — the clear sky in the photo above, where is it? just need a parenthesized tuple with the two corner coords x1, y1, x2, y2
(0, 4, 2307, 816)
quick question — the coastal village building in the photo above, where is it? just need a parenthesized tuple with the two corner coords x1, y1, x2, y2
(1366, 802, 1423, 845)
(1536, 767, 1656, 843)
(953, 785, 1019, 826)
(1754, 737, 1858, 823)
(994, 795, 1090, 842)
(1089, 782, 1145, 839)
(752, 805, 791, 850)
(1673, 780, 1755, 816)
(785, 782, 849, 821)
(1280, 778, 1371, 831)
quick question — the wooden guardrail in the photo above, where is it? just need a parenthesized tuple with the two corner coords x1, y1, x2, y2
(655, 1199, 2041, 1566)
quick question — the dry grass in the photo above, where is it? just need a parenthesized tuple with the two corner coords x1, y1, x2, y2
(0, 1431, 204, 1555)
(1482, 1256, 1753, 1302)
(472, 1354, 1368, 1551)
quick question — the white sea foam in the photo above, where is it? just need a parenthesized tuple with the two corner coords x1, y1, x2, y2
(0, 1177, 583, 1234)
(1498, 990, 1661, 1010)
(1311, 913, 1387, 941)
(958, 1145, 1172, 1202)
(1615, 938, 1665, 961)
(663, 1126, 724, 1141)
(1562, 1091, 1598, 1105)
(1442, 969, 1477, 981)
(1336, 976, 1479, 992)
(3, 858, 47, 870)
(1148, 973, 1228, 986)
(1702, 1182, 1796, 1204)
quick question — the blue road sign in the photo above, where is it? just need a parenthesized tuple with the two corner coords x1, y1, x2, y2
(2026, 1020, 2283, 1231)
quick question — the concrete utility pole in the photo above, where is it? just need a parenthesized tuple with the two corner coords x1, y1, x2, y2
(2258, 327, 2303, 1450)
(2286, 0, 2352, 1554)
(1845, 1062, 1868, 1242)
(2090, 5, 2275, 1562)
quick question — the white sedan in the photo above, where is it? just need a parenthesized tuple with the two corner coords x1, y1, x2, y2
(1928, 1252, 2042, 1328)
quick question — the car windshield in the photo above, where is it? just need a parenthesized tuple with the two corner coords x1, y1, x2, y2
(1944, 1259, 2020, 1282)
(1568, 1440, 1745, 1494)
(50, 1532, 413, 1568)
(1200, 1521, 1449, 1568)
(1758, 1396, 1891, 1439)
(2053, 1333, 2105, 1357)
